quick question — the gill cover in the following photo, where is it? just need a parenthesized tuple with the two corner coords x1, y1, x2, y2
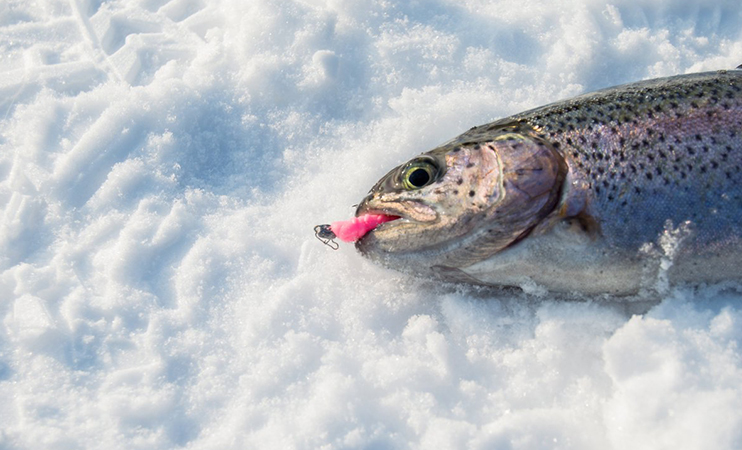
(439, 130, 568, 268)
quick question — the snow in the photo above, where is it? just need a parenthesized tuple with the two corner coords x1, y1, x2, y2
(1, 0, 742, 448)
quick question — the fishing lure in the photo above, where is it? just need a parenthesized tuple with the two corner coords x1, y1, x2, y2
(314, 214, 399, 250)
(314, 224, 339, 250)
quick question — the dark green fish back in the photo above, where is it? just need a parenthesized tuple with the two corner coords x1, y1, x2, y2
(463, 70, 742, 250)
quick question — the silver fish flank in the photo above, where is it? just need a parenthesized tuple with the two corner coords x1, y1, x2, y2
(354, 69, 742, 295)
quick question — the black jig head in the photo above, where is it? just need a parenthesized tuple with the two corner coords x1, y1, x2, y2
(314, 224, 339, 250)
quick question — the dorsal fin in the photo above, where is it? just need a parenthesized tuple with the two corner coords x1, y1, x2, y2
(737, 64, 742, 70)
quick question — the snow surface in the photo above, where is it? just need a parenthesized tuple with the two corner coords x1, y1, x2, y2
(1, 0, 742, 449)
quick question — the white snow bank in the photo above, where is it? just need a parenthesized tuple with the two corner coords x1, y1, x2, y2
(1, 0, 742, 449)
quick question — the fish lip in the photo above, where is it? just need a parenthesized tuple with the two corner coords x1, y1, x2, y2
(355, 204, 400, 218)
(354, 197, 395, 218)
(356, 195, 438, 222)
(358, 209, 401, 219)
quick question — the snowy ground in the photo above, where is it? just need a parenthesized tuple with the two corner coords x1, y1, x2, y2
(1, 0, 742, 449)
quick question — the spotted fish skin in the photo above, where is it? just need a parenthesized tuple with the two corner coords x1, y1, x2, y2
(355, 69, 742, 295)
(461, 70, 742, 251)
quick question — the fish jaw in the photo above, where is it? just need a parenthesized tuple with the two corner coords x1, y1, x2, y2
(355, 130, 567, 273)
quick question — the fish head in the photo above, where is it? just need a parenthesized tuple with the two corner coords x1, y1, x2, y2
(355, 130, 567, 274)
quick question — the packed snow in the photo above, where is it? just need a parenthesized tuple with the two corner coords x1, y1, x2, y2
(1, 0, 742, 448)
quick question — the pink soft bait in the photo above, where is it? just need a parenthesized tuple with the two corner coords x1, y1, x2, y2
(330, 214, 398, 242)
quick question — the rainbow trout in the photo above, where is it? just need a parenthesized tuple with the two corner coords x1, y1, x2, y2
(353, 68, 742, 295)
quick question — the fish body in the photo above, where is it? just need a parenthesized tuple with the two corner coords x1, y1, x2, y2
(354, 69, 742, 295)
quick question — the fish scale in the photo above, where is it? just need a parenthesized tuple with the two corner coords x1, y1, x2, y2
(453, 70, 742, 250)
(352, 69, 742, 295)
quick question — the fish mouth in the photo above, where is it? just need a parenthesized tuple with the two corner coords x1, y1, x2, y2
(352, 208, 396, 253)
(355, 200, 438, 226)
(354, 208, 403, 236)
(354, 200, 438, 253)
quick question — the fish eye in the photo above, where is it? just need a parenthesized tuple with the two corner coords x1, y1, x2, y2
(401, 160, 438, 190)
